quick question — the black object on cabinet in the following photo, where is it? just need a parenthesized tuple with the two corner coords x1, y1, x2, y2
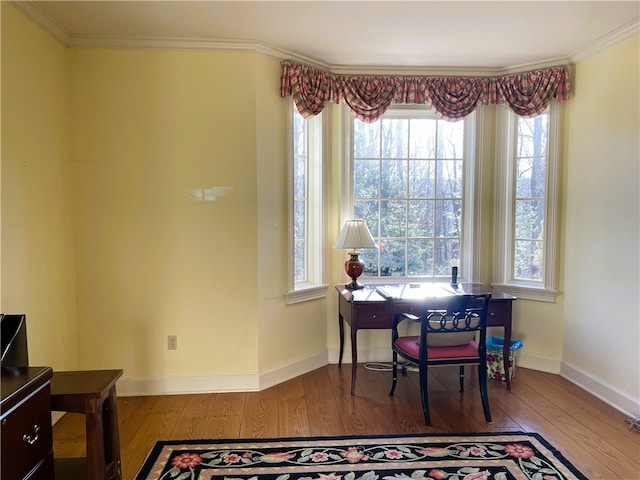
(1, 314, 29, 367)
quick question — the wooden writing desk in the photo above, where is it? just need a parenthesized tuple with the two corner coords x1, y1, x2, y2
(336, 283, 516, 395)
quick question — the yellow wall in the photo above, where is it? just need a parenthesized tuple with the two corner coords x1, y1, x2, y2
(1, 3, 78, 369)
(254, 55, 329, 376)
(69, 47, 262, 377)
(563, 34, 639, 399)
(2, 3, 331, 389)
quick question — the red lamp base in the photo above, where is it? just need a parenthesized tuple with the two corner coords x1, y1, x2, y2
(344, 252, 365, 290)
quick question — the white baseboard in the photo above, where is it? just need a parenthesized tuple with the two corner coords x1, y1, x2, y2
(327, 345, 392, 364)
(117, 372, 260, 396)
(517, 350, 561, 374)
(259, 351, 328, 390)
(114, 348, 639, 421)
(51, 411, 65, 425)
(116, 351, 328, 396)
(560, 360, 640, 418)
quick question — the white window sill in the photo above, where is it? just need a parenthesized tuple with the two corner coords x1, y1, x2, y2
(490, 283, 557, 302)
(286, 284, 330, 304)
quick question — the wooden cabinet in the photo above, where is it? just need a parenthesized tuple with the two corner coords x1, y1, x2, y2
(1, 367, 54, 480)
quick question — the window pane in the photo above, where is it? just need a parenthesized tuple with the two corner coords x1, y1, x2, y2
(294, 156, 305, 197)
(381, 118, 408, 158)
(380, 200, 406, 237)
(354, 159, 379, 198)
(294, 199, 306, 239)
(511, 109, 549, 285)
(409, 118, 436, 158)
(293, 111, 306, 156)
(437, 119, 464, 159)
(354, 200, 379, 237)
(514, 240, 543, 280)
(407, 239, 433, 276)
(294, 241, 306, 282)
(434, 239, 460, 275)
(354, 110, 465, 280)
(517, 114, 548, 157)
(515, 199, 544, 240)
(407, 200, 434, 237)
(408, 159, 435, 198)
(291, 107, 323, 294)
(293, 108, 308, 287)
(380, 239, 406, 276)
(354, 120, 380, 158)
(435, 199, 461, 238)
(381, 160, 407, 198)
(436, 160, 463, 198)
(495, 104, 558, 295)
(361, 248, 378, 276)
(516, 157, 546, 198)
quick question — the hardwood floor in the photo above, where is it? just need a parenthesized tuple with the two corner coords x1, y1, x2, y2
(52, 364, 640, 479)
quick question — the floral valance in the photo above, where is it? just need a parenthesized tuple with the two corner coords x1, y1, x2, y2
(280, 60, 570, 122)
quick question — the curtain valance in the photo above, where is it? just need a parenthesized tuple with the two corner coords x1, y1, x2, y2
(280, 60, 570, 122)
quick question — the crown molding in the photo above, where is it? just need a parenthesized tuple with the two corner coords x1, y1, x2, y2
(10, 0, 71, 45)
(10, 1, 639, 76)
(327, 58, 574, 78)
(569, 17, 639, 63)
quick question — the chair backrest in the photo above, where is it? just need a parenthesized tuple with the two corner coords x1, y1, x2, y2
(422, 294, 491, 347)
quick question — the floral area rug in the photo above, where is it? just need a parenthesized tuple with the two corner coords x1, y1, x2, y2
(134, 432, 587, 480)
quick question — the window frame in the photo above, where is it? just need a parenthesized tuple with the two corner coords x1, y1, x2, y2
(492, 103, 560, 302)
(286, 101, 329, 303)
(339, 105, 484, 284)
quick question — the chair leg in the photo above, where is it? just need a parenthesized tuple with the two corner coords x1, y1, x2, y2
(389, 351, 398, 396)
(419, 358, 431, 426)
(459, 365, 465, 392)
(478, 364, 492, 423)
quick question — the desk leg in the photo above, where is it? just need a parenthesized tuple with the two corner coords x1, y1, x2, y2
(85, 399, 107, 480)
(350, 327, 358, 395)
(338, 313, 345, 367)
(104, 387, 122, 480)
(504, 321, 512, 390)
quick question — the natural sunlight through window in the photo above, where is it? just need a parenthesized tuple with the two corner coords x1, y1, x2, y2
(342, 107, 482, 283)
(493, 104, 559, 301)
(287, 103, 328, 303)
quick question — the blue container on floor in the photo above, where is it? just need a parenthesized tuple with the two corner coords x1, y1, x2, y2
(486, 336, 523, 381)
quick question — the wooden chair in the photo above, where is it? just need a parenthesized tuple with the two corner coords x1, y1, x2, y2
(389, 293, 492, 425)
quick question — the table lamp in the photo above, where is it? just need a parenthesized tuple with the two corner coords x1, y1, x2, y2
(333, 219, 377, 290)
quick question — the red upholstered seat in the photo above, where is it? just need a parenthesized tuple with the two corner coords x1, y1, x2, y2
(394, 336, 479, 360)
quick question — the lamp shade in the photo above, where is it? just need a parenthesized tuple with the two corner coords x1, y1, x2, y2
(333, 219, 377, 250)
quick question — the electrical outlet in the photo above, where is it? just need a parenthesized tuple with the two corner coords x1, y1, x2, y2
(168, 335, 177, 350)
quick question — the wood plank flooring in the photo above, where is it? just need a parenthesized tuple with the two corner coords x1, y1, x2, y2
(52, 365, 640, 479)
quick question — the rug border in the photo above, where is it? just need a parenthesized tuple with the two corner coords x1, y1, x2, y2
(134, 431, 588, 480)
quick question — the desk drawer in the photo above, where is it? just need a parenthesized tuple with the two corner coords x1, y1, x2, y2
(353, 304, 391, 328)
(1, 384, 53, 480)
(392, 298, 450, 317)
(488, 301, 511, 327)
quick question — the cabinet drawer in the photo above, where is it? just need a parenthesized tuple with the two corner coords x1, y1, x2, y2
(353, 304, 391, 328)
(1, 384, 53, 480)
